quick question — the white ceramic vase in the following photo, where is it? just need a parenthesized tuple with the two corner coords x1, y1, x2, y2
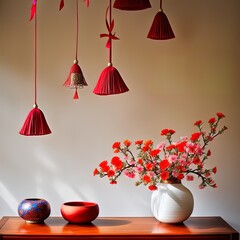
(151, 182, 194, 223)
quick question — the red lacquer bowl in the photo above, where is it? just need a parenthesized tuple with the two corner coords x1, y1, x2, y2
(60, 201, 99, 224)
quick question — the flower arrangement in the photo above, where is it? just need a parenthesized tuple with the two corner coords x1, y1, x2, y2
(94, 113, 227, 190)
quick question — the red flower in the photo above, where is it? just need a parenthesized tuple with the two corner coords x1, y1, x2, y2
(190, 132, 201, 141)
(177, 173, 184, 180)
(166, 144, 175, 151)
(208, 117, 216, 124)
(212, 167, 217, 174)
(146, 163, 154, 171)
(176, 141, 186, 153)
(93, 168, 99, 176)
(110, 180, 117, 184)
(160, 171, 169, 180)
(194, 120, 203, 126)
(138, 158, 143, 164)
(142, 145, 149, 152)
(148, 185, 158, 191)
(112, 142, 120, 149)
(150, 149, 160, 157)
(216, 112, 225, 119)
(123, 140, 131, 147)
(107, 169, 115, 177)
(168, 129, 176, 135)
(143, 175, 151, 183)
(135, 140, 143, 145)
(160, 129, 169, 135)
(160, 159, 170, 170)
(160, 129, 175, 136)
(193, 157, 201, 165)
(207, 149, 211, 156)
(99, 160, 110, 172)
(111, 156, 123, 170)
(144, 140, 153, 146)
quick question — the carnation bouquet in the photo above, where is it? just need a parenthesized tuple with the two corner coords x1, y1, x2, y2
(94, 113, 227, 190)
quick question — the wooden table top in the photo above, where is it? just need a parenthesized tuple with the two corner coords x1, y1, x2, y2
(0, 216, 238, 238)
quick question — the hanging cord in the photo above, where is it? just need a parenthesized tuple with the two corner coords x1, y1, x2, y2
(109, 0, 112, 65)
(75, 0, 79, 62)
(34, 2, 37, 107)
(160, 0, 163, 11)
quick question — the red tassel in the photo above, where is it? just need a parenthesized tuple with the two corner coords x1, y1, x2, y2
(113, 0, 151, 11)
(19, 105, 51, 136)
(73, 89, 79, 99)
(59, 0, 64, 11)
(147, 10, 175, 40)
(93, 65, 129, 95)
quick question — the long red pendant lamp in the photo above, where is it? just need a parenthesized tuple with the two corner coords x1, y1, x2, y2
(61, 0, 88, 100)
(19, 0, 51, 136)
(93, 0, 129, 96)
(113, 0, 151, 11)
(147, 0, 175, 40)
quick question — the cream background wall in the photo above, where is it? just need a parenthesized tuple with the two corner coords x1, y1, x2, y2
(0, 0, 240, 232)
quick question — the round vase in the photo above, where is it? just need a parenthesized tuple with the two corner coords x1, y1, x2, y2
(18, 198, 51, 223)
(151, 183, 194, 223)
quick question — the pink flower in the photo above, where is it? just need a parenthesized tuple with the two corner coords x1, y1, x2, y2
(156, 142, 165, 150)
(124, 170, 135, 178)
(134, 165, 144, 173)
(168, 154, 178, 163)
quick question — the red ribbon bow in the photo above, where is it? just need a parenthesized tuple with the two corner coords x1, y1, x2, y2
(100, 7, 119, 48)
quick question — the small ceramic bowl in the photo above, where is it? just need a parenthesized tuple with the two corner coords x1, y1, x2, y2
(60, 201, 99, 224)
(18, 198, 51, 223)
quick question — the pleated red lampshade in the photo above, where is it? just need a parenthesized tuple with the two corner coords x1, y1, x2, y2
(113, 0, 151, 10)
(19, 0, 51, 136)
(93, 64, 129, 95)
(93, 0, 129, 96)
(19, 105, 51, 136)
(147, 0, 175, 40)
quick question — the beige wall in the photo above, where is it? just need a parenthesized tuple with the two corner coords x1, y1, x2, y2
(0, 0, 240, 231)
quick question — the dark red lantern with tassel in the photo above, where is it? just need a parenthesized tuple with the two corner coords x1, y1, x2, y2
(19, 0, 51, 136)
(93, 0, 129, 96)
(147, 0, 175, 40)
(113, 0, 151, 11)
(61, 0, 88, 99)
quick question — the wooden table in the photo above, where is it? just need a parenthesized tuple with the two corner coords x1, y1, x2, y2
(0, 216, 238, 240)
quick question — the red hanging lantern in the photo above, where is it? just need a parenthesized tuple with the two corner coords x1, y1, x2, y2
(113, 0, 151, 11)
(19, 0, 51, 136)
(61, 0, 88, 99)
(63, 60, 87, 99)
(93, 0, 129, 95)
(147, 0, 175, 40)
